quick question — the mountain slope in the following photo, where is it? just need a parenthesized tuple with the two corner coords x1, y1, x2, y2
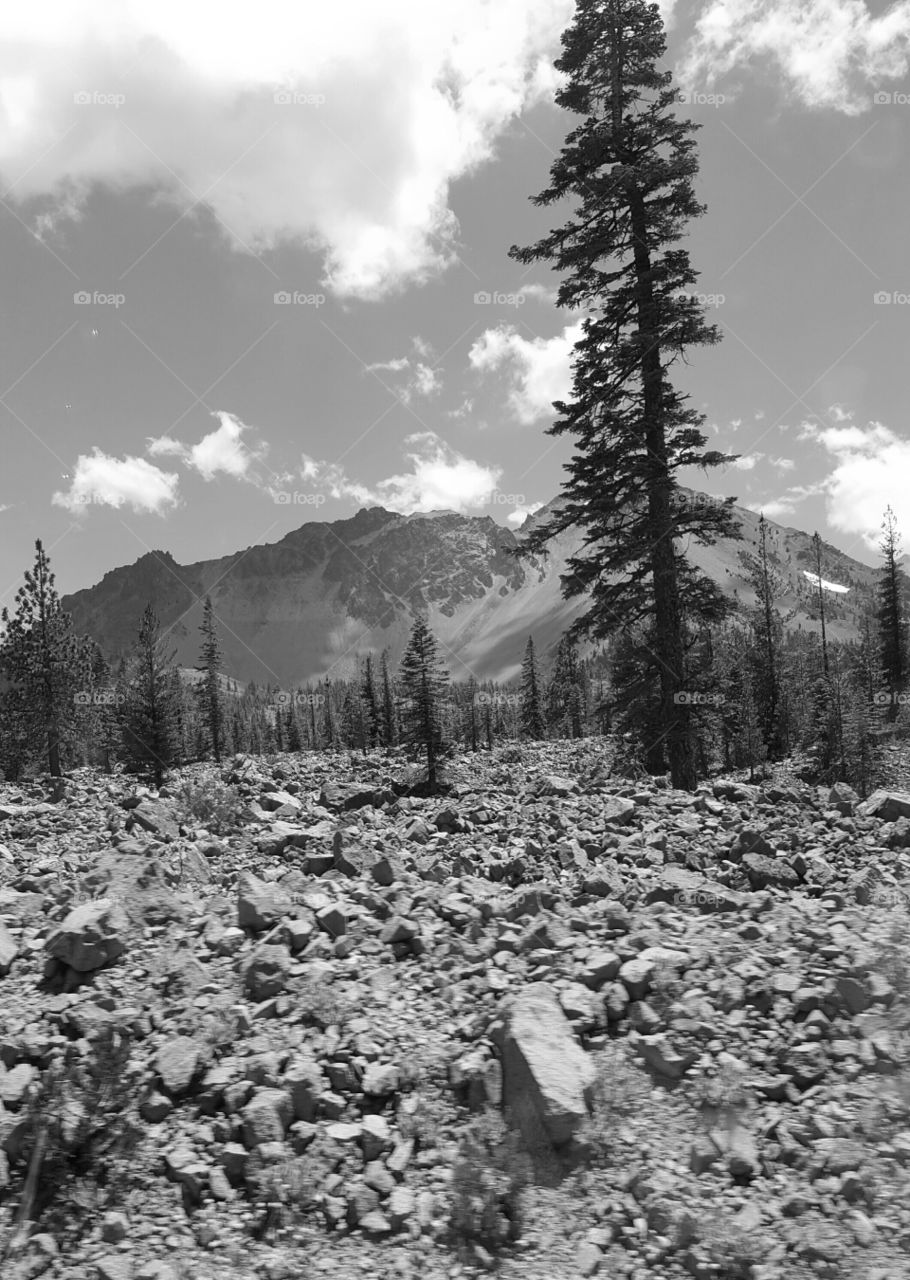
(60, 494, 880, 686)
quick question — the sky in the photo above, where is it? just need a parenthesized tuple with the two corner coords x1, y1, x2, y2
(2, 0, 910, 606)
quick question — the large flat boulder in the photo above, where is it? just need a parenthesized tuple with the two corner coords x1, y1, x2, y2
(488, 982, 595, 1149)
(858, 790, 910, 823)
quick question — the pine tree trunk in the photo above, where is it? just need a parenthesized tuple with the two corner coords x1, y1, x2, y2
(628, 189, 693, 790)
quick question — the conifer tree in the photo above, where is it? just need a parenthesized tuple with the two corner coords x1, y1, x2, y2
(121, 603, 181, 787)
(547, 634, 586, 738)
(361, 654, 382, 748)
(519, 636, 546, 740)
(810, 533, 831, 679)
(380, 650, 398, 748)
(398, 615, 450, 790)
(197, 596, 225, 762)
(0, 539, 93, 777)
(742, 514, 788, 757)
(877, 505, 908, 722)
(510, 0, 741, 789)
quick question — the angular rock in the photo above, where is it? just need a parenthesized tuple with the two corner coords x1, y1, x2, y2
(0, 923, 18, 976)
(243, 944, 290, 1001)
(858, 789, 910, 823)
(741, 852, 800, 891)
(237, 871, 292, 932)
(488, 982, 595, 1148)
(45, 898, 128, 972)
(155, 1036, 202, 1096)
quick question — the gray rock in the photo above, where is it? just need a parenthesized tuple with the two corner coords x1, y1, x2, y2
(155, 1036, 202, 1096)
(237, 871, 292, 931)
(858, 789, 910, 822)
(243, 944, 290, 1001)
(488, 981, 595, 1148)
(0, 923, 18, 976)
(45, 898, 128, 972)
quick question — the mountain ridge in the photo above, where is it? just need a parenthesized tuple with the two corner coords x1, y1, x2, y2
(60, 493, 881, 686)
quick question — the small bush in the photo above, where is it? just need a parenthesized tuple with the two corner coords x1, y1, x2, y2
(447, 1107, 531, 1259)
(3, 1025, 144, 1257)
(173, 777, 245, 834)
(245, 1151, 322, 1241)
(296, 980, 351, 1031)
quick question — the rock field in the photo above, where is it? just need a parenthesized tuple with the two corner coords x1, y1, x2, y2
(3, 740, 910, 1279)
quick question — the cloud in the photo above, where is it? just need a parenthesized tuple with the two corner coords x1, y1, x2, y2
(770, 455, 795, 471)
(0, 0, 578, 300)
(730, 451, 763, 470)
(469, 321, 583, 425)
(799, 410, 910, 548)
(364, 339, 442, 405)
(678, 0, 910, 115)
(147, 411, 265, 481)
(285, 431, 501, 514)
(506, 501, 543, 528)
(52, 449, 180, 514)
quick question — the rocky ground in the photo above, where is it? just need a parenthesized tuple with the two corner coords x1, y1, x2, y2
(3, 740, 910, 1280)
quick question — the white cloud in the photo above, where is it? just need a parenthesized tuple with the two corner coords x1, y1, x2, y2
(147, 411, 265, 481)
(469, 321, 583, 425)
(770, 455, 795, 471)
(364, 341, 442, 405)
(678, 0, 910, 115)
(730, 451, 763, 470)
(52, 449, 179, 514)
(506, 501, 543, 528)
(799, 410, 910, 549)
(287, 431, 501, 515)
(0, 0, 578, 300)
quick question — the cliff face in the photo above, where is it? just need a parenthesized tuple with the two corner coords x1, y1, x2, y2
(61, 496, 879, 686)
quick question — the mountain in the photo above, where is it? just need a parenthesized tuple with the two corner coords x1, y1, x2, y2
(60, 494, 881, 686)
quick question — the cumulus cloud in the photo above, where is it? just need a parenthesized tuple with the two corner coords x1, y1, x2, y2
(52, 449, 179, 514)
(0, 0, 580, 300)
(799, 411, 910, 549)
(469, 321, 583, 425)
(677, 0, 910, 114)
(147, 411, 265, 481)
(284, 431, 501, 515)
(506, 501, 543, 528)
(730, 452, 763, 470)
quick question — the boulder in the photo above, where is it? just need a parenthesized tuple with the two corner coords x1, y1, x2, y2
(45, 898, 128, 972)
(858, 790, 910, 823)
(0, 923, 18, 976)
(488, 982, 595, 1148)
(243, 944, 291, 1001)
(237, 871, 292, 932)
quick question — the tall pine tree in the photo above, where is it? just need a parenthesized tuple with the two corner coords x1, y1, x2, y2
(122, 603, 181, 787)
(398, 615, 450, 791)
(519, 636, 547, 740)
(0, 540, 92, 777)
(510, 0, 740, 789)
(877, 505, 908, 722)
(197, 596, 225, 762)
